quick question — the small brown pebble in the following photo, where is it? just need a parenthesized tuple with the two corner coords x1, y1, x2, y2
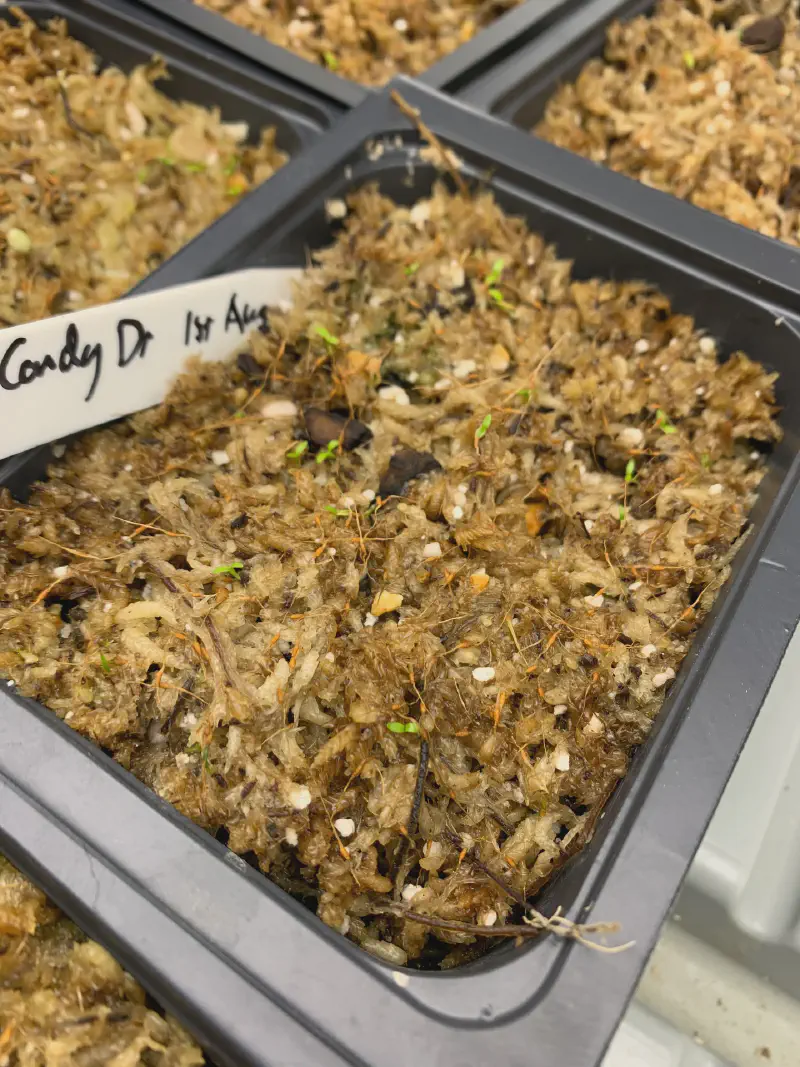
(741, 17, 785, 54)
(303, 407, 372, 450)
(378, 449, 441, 498)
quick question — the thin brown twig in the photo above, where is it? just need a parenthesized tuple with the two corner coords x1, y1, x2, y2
(57, 81, 95, 138)
(392, 736, 430, 882)
(205, 616, 237, 689)
(146, 559, 190, 605)
(40, 537, 123, 562)
(409, 739, 429, 837)
(114, 516, 183, 539)
(391, 905, 634, 953)
(390, 906, 543, 938)
(390, 89, 469, 198)
(30, 576, 67, 608)
(443, 830, 527, 908)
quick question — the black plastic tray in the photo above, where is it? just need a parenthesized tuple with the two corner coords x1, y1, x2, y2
(460, 0, 775, 182)
(459, 0, 684, 119)
(126, 0, 587, 99)
(12, 0, 343, 162)
(4, 79, 800, 1067)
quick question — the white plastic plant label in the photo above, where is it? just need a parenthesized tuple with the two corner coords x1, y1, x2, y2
(0, 267, 302, 461)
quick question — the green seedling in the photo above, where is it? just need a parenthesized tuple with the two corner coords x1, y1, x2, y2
(187, 742, 212, 771)
(683, 51, 695, 70)
(488, 287, 514, 312)
(325, 505, 351, 518)
(155, 155, 175, 167)
(184, 161, 206, 173)
(212, 561, 245, 580)
(316, 439, 340, 465)
(485, 258, 505, 286)
(656, 409, 677, 434)
(312, 324, 340, 347)
(223, 157, 239, 176)
(387, 721, 420, 734)
(624, 458, 637, 484)
(405, 262, 420, 275)
(99, 652, 111, 675)
(323, 50, 338, 70)
(701, 453, 711, 469)
(475, 413, 492, 444)
(286, 440, 309, 460)
(618, 504, 627, 524)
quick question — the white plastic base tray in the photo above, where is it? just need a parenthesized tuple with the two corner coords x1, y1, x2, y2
(605, 624, 800, 1067)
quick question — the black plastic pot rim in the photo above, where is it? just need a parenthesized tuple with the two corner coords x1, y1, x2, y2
(456, 0, 800, 276)
(3, 79, 800, 1067)
(459, 0, 656, 114)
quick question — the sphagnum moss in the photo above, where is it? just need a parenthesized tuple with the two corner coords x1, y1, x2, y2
(0, 184, 780, 967)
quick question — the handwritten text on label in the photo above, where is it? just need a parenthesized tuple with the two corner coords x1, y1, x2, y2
(0, 267, 302, 462)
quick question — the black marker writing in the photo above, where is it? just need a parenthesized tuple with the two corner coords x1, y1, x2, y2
(184, 311, 214, 344)
(0, 323, 103, 402)
(224, 293, 269, 335)
(117, 319, 154, 368)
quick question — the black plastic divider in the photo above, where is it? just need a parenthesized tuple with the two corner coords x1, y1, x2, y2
(127, 0, 586, 97)
(422, 0, 591, 93)
(459, 0, 703, 150)
(4, 79, 800, 1066)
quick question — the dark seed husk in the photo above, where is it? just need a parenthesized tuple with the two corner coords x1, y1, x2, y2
(741, 15, 785, 53)
(303, 407, 372, 450)
(379, 450, 442, 498)
(237, 350, 265, 380)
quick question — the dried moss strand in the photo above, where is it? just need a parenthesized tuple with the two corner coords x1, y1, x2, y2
(390, 90, 469, 197)
(443, 830, 527, 908)
(57, 81, 95, 139)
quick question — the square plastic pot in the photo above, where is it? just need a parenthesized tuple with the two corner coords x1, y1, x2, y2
(3, 80, 800, 1067)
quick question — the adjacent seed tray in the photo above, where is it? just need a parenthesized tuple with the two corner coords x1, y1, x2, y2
(4, 79, 800, 1067)
(0, 0, 342, 497)
(15, 0, 342, 161)
(125, 0, 585, 100)
(459, 0, 800, 270)
(460, 0, 665, 118)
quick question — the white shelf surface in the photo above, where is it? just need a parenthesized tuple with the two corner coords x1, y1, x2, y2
(605, 625, 800, 1066)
